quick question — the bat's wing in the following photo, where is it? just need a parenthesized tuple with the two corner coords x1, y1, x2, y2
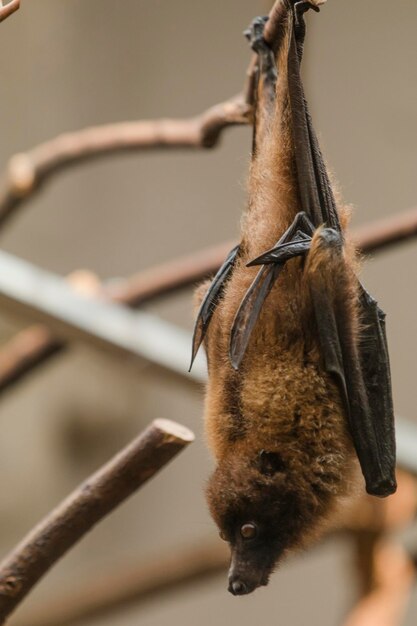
(357, 287, 397, 490)
(287, 1, 340, 232)
(190, 245, 240, 370)
(230, 263, 284, 370)
(308, 229, 396, 497)
(230, 211, 314, 369)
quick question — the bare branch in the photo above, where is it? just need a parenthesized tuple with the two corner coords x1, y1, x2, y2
(343, 538, 415, 626)
(12, 542, 227, 626)
(0, 1, 291, 232)
(353, 206, 417, 255)
(0, 95, 250, 230)
(107, 239, 236, 307)
(0, 419, 194, 624)
(0, 0, 20, 23)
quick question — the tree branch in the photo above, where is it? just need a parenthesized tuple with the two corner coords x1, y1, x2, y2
(12, 541, 228, 626)
(0, 1, 293, 231)
(0, 95, 250, 230)
(353, 206, 417, 255)
(0, 0, 20, 23)
(0, 418, 194, 624)
(343, 538, 415, 626)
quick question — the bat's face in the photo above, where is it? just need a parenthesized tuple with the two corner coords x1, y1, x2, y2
(206, 453, 324, 595)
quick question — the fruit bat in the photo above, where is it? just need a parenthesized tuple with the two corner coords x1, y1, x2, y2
(190, 0, 396, 596)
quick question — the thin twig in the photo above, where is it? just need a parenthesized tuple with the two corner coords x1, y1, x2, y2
(0, 0, 20, 23)
(353, 206, 417, 255)
(0, 95, 250, 230)
(107, 239, 236, 306)
(12, 541, 228, 626)
(0, 419, 194, 624)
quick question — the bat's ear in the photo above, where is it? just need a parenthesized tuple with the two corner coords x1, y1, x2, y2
(258, 450, 286, 477)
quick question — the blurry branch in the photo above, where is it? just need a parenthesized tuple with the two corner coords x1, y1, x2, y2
(342, 538, 415, 626)
(340, 471, 417, 626)
(0, 0, 292, 232)
(0, 0, 20, 23)
(0, 419, 194, 624)
(107, 239, 236, 307)
(353, 206, 417, 255)
(1, 205, 417, 397)
(0, 95, 250, 230)
(12, 541, 228, 626)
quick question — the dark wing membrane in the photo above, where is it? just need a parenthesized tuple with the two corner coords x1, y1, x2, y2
(230, 263, 285, 370)
(357, 287, 396, 487)
(189, 245, 240, 370)
(287, 2, 340, 231)
(310, 270, 396, 497)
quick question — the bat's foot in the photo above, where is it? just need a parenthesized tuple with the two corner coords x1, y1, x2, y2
(312, 227, 343, 252)
(293, 1, 324, 48)
(244, 16, 277, 89)
(244, 16, 269, 54)
(294, 0, 325, 16)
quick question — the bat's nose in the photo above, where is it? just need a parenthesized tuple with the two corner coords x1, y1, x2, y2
(228, 578, 249, 596)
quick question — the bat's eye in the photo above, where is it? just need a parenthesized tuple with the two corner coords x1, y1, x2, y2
(240, 522, 258, 540)
(219, 531, 227, 541)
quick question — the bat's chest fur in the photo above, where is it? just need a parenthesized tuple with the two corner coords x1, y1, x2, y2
(204, 261, 356, 501)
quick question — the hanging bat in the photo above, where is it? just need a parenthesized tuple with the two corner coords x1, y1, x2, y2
(190, 0, 396, 596)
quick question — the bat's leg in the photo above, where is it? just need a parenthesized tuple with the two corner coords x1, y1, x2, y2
(244, 16, 278, 154)
(358, 287, 396, 482)
(305, 228, 396, 497)
(244, 16, 277, 108)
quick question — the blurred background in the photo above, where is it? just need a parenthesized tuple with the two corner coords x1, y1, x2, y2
(0, 0, 416, 624)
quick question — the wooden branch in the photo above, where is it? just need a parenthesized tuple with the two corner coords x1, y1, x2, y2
(0, 95, 250, 230)
(0, 419, 194, 624)
(107, 239, 236, 307)
(0, 1, 292, 231)
(343, 538, 415, 626)
(353, 206, 417, 255)
(0, 0, 20, 23)
(340, 470, 417, 626)
(12, 541, 228, 626)
(0, 2, 292, 231)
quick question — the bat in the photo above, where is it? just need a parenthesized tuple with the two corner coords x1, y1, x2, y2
(191, 0, 396, 596)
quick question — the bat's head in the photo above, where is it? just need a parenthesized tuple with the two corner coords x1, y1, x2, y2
(206, 450, 328, 595)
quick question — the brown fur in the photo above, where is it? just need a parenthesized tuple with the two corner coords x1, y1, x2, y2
(195, 12, 362, 593)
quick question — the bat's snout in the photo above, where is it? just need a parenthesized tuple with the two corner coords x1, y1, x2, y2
(228, 577, 254, 596)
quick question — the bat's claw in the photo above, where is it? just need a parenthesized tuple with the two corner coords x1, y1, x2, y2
(244, 16, 270, 55)
(294, 0, 325, 16)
